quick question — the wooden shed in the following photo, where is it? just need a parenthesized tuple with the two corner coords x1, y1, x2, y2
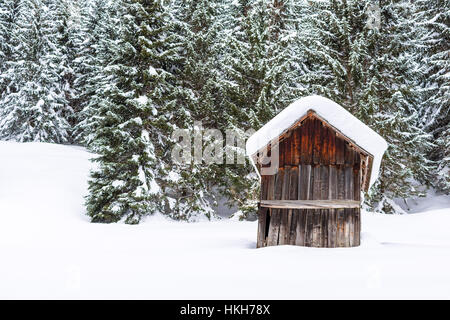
(246, 96, 387, 248)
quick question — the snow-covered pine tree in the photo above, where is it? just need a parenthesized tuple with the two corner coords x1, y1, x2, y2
(415, 0, 449, 193)
(50, 0, 78, 137)
(301, 0, 374, 114)
(0, 0, 21, 102)
(84, 0, 186, 223)
(158, 0, 228, 220)
(0, 0, 72, 143)
(73, 0, 124, 143)
(362, 0, 435, 213)
(224, 0, 301, 129)
(302, 0, 434, 213)
(172, 0, 227, 127)
(218, 0, 306, 219)
(436, 125, 450, 192)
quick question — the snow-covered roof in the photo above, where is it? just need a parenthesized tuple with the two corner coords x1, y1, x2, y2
(246, 95, 388, 189)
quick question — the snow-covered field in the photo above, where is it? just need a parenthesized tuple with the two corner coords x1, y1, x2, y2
(0, 141, 449, 299)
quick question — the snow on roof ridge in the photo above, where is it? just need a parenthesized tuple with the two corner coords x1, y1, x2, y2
(246, 95, 388, 188)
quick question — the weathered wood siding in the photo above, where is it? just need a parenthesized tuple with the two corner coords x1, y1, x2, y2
(257, 116, 362, 248)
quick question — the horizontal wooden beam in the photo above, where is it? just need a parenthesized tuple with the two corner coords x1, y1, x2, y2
(259, 200, 361, 209)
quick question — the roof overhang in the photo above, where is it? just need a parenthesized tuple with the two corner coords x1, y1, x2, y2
(246, 95, 387, 192)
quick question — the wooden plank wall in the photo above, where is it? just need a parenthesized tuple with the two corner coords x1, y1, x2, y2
(257, 116, 362, 248)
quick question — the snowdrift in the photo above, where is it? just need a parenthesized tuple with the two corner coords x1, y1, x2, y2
(0, 141, 449, 299)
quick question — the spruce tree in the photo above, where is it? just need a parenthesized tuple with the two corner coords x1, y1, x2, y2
(83, 0, 185, 223)
(301, 0, 376, 113)
(73, 0, 124, 143)
(51, 0, 78, 136)
(224, 0, 301, 128)
(436, 125, 450, 192)
(218, 0, 307, 219)
(416, 0, 450, 193)
(161, 0, 229, 220)
(363, 0, 435, 212)
(0, 0, 72, 143)
(0, 0, 21, 110)
(302, 0, 434, 213)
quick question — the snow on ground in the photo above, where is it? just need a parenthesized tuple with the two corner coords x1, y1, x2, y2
(396, 189, 450, 214)
(1, 141, 450, 299)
